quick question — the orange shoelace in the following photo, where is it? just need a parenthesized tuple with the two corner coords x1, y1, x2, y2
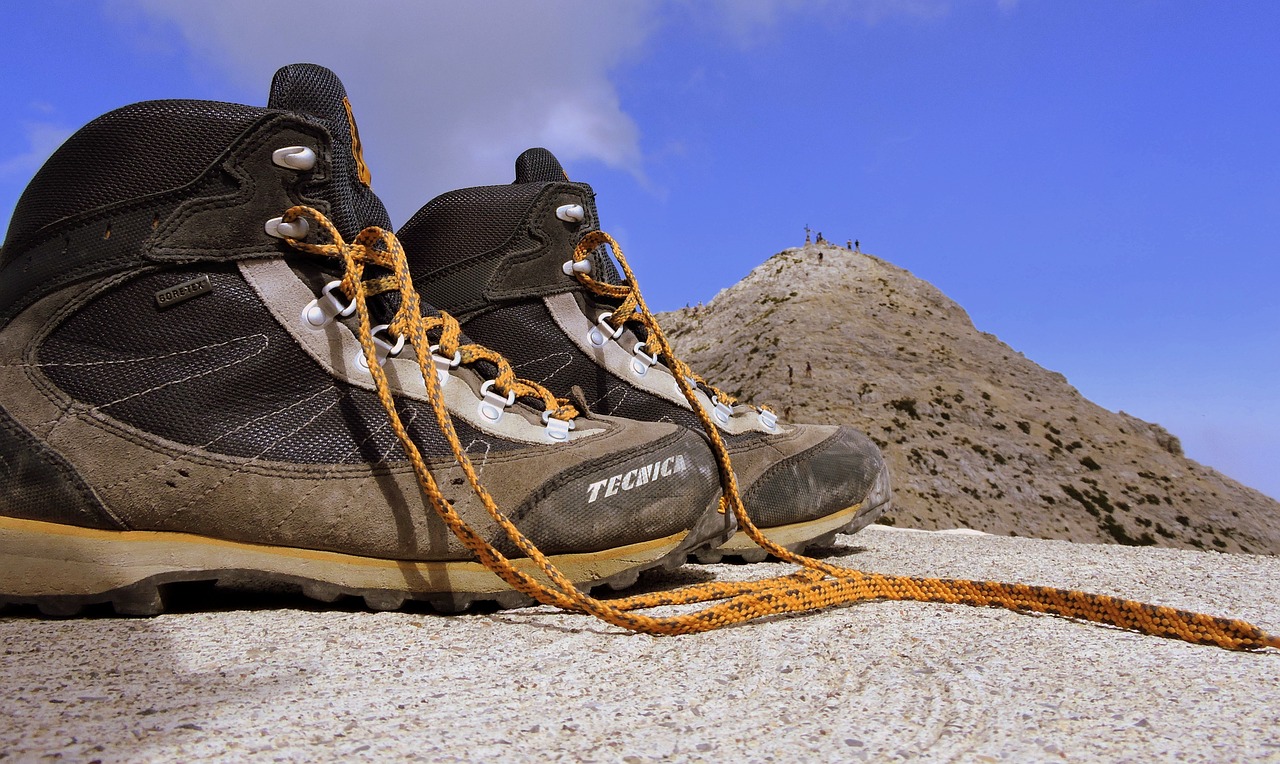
(286, 212, 577, 423)
(281, 206, 1278, 650)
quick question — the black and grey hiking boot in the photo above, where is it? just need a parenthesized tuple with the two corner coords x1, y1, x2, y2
(0, 67, 731, 616)
(397, 148, 891, 563)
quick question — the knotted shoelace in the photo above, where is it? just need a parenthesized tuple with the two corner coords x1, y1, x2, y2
(286, 210, 577, 423)
(281, 206, 1278, 651)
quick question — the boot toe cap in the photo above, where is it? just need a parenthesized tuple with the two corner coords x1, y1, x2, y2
(502, 427, 724, 555)
(743, 425, 889, 530)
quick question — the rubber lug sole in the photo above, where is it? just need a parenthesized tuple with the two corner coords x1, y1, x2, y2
(693, 464, 893, 564)
(0, 498, 729, 617)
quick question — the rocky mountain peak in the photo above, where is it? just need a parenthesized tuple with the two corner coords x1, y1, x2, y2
(658, 242, 1279, 554)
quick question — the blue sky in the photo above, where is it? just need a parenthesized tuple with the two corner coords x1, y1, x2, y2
(2, 1, 1276, 501)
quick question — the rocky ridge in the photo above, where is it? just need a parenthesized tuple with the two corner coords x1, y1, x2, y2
(657, 242, 1279, 554)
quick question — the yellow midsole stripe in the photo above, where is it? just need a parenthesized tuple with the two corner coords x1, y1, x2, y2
(719, 501, 864, 550)
(0, 515, 685, 571)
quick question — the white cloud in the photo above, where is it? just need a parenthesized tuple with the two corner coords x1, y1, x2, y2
(121, 0, 658, 223)
(0, 122, 73, 178)
(115, 0, 1001, 222)
(692, 0, 951, 46)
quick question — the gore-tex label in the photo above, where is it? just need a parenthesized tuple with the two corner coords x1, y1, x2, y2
(155, 275, 213, 309)
(587, 453, 690, 503)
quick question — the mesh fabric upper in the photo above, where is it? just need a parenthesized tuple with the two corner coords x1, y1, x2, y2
(514, 147, 569, 183)
(399, 148, 764, 448)
(397, 181, 548, 306)
(3, 65, 390, 264)
(460, 300, 766, 450)
(267, 63, 392, 240)
(1, 100, 267, 258)
(38, 264, 522, 464)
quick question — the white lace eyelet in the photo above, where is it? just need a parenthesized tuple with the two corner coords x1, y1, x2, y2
(672, 375, 698, 397)
(712, 396, 734, 425)
(272, 146, 317, 171)
(354, 325, 404, 372)
(562, 259, 593, 276)
(478, 380, 516, 423)
(301, 281, 357, 329)
(265, 216, 308, 239)
(541, 410, 576, 442)
(587, 312, 624, 348)
(758, 408, 779, 432)
(556, 204, 585, 222)
(630, 341, 658, 377)
(428, 344, 462, 386)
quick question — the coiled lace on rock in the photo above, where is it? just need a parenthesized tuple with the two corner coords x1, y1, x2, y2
(281, 207, 1279, 650)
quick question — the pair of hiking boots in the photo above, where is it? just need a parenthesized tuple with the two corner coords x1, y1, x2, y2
(0, 64, 890, 616)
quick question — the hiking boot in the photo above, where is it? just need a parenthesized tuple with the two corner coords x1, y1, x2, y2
(0, 66, 730, 616)
(397, 148, 891, 563)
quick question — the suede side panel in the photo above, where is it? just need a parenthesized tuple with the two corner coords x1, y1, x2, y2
(145, 117, 332, 262)
(743, 425, 885, 527)
(483, 184, 599, 303)
(0, 282, 705, 560)
(713, 423, 840, 495)
(0, 403, 120, 530)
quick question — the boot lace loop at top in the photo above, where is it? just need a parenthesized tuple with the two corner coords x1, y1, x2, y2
(276, 206, 1277, 651)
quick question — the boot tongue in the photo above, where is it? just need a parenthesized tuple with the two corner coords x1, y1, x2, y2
(514, 147, 570, 183)
(268, 63, 392, 240)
